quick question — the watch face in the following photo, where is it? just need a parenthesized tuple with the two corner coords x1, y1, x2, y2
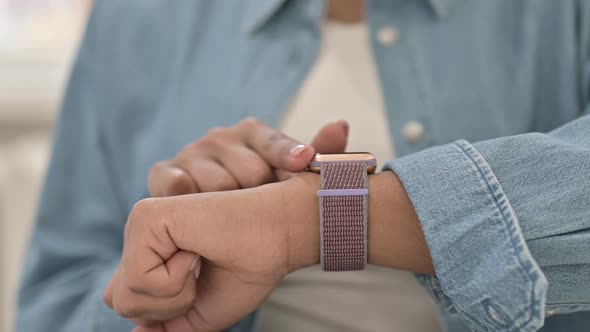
(308, 152, 377, 174)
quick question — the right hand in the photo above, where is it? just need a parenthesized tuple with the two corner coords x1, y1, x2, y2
(147, 118, 349, 197)
(104, 171, 322, 332)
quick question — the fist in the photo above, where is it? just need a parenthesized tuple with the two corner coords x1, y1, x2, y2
(104, 172, 321, 331)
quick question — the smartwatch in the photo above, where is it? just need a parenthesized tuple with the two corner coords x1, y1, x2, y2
(308, 152, 377, 271)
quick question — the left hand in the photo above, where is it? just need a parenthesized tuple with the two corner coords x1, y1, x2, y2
(103, 173, 320, 332)
(147, 118, 348, 197)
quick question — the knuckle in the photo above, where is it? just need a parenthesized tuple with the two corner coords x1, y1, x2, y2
(239, 165, 273, 188)
(128, 198, 168, 234)
(148, 161, 186, 196)
(148, 160, 169, 177)
(165, 169, 194, 195)
(176, 141, 199, 156)
(238, 117, 261, 131)
(205, 126, 227, 138)
(129, 198, 157, 223)
(197, 129, 227, 150)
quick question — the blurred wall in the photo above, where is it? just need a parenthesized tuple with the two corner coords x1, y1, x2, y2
(0, 1, 89, 331)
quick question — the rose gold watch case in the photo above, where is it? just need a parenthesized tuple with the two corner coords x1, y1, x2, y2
(308, 152, 377, 174)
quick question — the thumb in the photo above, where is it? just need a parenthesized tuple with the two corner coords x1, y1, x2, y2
(274, 120, 349, 181)
(310, 120, 349, 153)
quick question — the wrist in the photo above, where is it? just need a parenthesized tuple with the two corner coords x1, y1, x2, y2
(274, 168, 434, 275)
(276, 172, 321, 272)
(367, 171, 434, 274)
(278, 171, 392, 273)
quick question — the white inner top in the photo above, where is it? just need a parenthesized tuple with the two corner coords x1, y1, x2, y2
(279, 21, 395, 165)
(255, 21, 440, 332)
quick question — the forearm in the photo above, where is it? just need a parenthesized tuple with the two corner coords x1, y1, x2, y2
(367, 171, 434, 274)
(282, 171, 434, 274)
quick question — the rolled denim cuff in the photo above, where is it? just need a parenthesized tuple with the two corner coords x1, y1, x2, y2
(384, 140, 548, 332)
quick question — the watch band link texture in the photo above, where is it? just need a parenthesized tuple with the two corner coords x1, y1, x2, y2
(319, 161, 368, 271)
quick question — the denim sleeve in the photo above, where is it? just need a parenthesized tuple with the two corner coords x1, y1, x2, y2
(16, 4, 257, 331)
(384, 114, 590, 332)
(15, 5, 137, 331)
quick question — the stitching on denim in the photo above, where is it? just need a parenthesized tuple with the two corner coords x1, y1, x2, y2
(454, 305, 490, 331)
(547, 302, 590, 306)
(456, 141, 543, 332)
(413, 145, 502, 332)
(453, 140, 547, 331)
(424, 275, 456, 312)
(483, 300, 511, 328)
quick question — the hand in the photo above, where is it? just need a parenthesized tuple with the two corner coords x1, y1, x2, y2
(103, 172, 434, 331)
(148, 118, 349, 197)
(106, 118, 346, 330)
(103, 173, 321, 332)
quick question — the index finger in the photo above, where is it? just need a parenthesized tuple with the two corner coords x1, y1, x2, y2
(236, 118, 315, 172)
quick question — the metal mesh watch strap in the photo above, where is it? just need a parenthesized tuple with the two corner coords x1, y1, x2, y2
(318, 162, 368, 271)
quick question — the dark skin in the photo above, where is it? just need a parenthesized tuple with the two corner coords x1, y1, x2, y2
(104, 1, 434, 331)
(104, 119, 433, 332)
(327, 0, 364, 23)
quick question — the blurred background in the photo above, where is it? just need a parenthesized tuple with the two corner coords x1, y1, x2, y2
(0, 1, 91, 331)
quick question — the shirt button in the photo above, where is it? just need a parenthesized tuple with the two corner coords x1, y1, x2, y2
(402, 120, 425, 144)
(377, 26, 400, 47)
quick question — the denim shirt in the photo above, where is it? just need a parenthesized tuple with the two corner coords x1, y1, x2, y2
(16, 1, 590, 331)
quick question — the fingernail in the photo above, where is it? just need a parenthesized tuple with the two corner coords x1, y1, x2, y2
(193, 258, 202, 279)
(289, 144, 308, 157)
(190, 255, 200, 271)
